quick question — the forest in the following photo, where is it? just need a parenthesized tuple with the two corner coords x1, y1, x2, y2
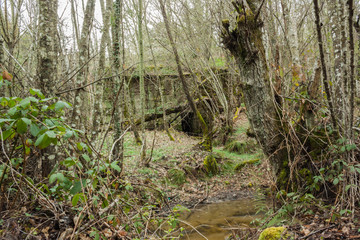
(1, 0, 360, 239)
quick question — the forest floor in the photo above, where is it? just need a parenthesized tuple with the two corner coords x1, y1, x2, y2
(2, 113, 360, 239)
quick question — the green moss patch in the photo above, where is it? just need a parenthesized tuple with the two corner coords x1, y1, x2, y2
(258, 227, 287, 240)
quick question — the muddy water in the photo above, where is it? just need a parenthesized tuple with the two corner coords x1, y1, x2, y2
(179, 199, 261, 240)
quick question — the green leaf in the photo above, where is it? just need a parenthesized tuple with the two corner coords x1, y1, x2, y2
(70, 180, 86, 195)
(82, 154, 91, 162)
(7, 107, 17, 116)
(110, 161, 122, 172)
(62, 158, 76, 167)
(70, 182, 82, 195)
(16, 119, 28, 134)
(72, 194, 81, 207)
(19, 98, 31, 108)
(30, 89, 45, 99)
(54, 101, 71, 111)
(30, 123, 40, 137)
(45, 119, 55, 128)
(340, 146, 346, 153)
(46, 131, 57, 139)
(0, 119, 15, 124)
(28, 97, 39, 103)
(41, 105, 48, 111)
(21, 118, 32, 125)
(35, 133, 52, 149)
(77, 142, 87, 151)
(49, 172, 66, 184)
(286, 192, 295, 198)
(63, 130, 74, 139)
(346, 144, 356, 151)
(1, 129, 14, 140)
(333, 178, 339, 185)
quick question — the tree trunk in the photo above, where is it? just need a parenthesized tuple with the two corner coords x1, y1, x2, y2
(111, 0, 124, 168)
(138, 0, 147, 165)
(36, 0, 59, 178)
(37, 0, 58, 96)
(221, 0, 287, 183)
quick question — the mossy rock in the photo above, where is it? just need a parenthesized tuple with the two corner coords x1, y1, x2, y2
(167, 168, 186, 186)
(224, 140, 257, 154)
(203, 155, 219, 175)
(258, 227, 287, 240)
(234, 158, 261, 171)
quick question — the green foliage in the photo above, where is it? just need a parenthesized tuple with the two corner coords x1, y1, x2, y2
(167, 168, 186, 186)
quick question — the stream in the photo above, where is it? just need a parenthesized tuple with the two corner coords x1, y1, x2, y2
(179, 198, 262, 240)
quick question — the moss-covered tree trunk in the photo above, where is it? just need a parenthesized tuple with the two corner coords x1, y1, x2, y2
(222, 0, 287, 185)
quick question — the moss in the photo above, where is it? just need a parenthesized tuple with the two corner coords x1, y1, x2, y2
(203, 155, 218, 175)
(258, 227, 287, 240)
(234, 158, 260, 171)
